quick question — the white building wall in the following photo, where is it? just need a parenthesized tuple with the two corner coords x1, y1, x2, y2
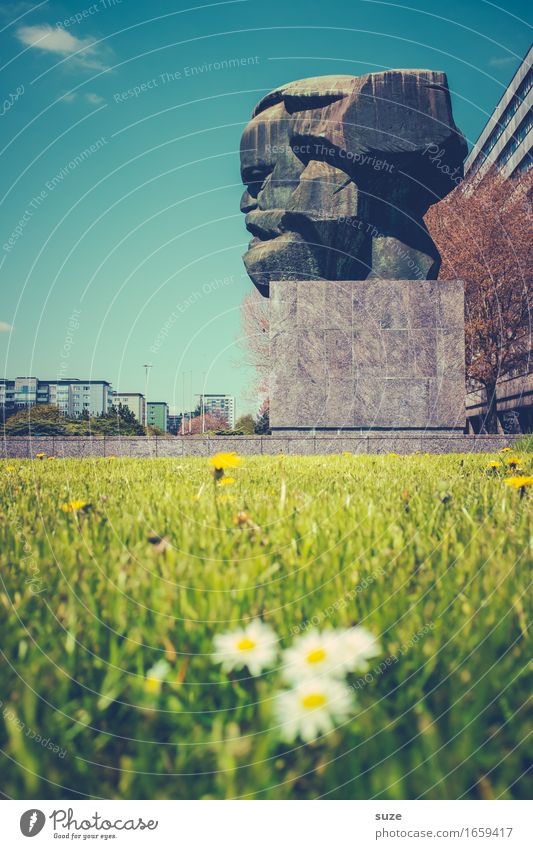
(113, 393, 146, 424)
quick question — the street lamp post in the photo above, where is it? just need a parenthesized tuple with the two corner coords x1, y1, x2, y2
(181, 372, 185, 435)
(142, 363, 152, 426)
(188, 371, 192, 434)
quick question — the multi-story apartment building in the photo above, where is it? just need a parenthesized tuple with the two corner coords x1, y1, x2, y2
(112, 392, 146, 425)
(464, 44, 532, 433)
(465, 44, 532, 178)
(147, 401, 169, 432)
(167, 414, 181, 435)
(199, 394, 235, 428)
(0, 377, 112, 418)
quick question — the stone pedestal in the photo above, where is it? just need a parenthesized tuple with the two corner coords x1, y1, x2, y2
(269, 279, 465, 432)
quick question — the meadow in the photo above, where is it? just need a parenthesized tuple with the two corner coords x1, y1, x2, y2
(1, 451, 531, 800)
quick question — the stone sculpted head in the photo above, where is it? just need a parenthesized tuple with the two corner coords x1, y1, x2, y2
(240, 71, 467, 295)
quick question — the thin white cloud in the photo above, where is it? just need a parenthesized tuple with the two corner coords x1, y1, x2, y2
(85, 92, 105, 105)
(58, 92, 106, 106)
(15, 23, 107, 70)
(489, 55, 516, 67)
(0, 321, 14, 332)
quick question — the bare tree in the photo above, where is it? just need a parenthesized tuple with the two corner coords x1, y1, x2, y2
(238, 288, 270, 403)
(426, 168, 532, 432)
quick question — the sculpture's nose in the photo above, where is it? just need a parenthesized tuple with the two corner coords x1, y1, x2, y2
(240, 190, 257, 213)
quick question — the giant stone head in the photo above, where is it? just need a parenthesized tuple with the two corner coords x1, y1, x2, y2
(240, 71, 467, 296)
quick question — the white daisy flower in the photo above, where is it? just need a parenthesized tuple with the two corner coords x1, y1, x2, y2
(275, 678, 355, 743)
(338, 627, 380, 673)
(281, 628, 347, 682)
(212, 619, 278, 676)
(144, 659, 171, 695)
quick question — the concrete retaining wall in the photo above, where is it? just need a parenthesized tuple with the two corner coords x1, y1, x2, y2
(0, 434, 521, 458)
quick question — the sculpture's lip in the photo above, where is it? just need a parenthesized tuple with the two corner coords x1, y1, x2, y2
(246, 233, 284, 251)
(245, 229, 306, 255)
(245, 209, 308, 247)
(245, 209, 285, 240)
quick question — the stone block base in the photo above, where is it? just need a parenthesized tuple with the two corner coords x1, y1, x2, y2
(269, 279, 465, 431)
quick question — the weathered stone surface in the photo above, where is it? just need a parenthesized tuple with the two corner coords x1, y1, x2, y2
(326, 378, 355, 426)
(428, 377, 466, 428)
(270, 279, 465, 431)
(326, 329, 353, 378)
(298, 330, 326, 381)
(240, 71, 467, 295)
(270, 284, 297, 336)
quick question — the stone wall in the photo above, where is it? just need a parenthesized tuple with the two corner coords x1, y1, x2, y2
(1, 434, 520, 458)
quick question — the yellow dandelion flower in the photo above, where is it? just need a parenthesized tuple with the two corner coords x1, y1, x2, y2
(499, 447, 512, 453)
(144, 677, 162, 695)
(5, 465, 15, 472)
(487, 460, 502, 469)
(208, 452, 241, 471)
(47, 456, 56, 460)
(35, 452, 46, 459)
(60, 499, 91, 513)
(504, 476, 533, 491)
(218, 476, 235, 486)
(505, 456, 523, 470)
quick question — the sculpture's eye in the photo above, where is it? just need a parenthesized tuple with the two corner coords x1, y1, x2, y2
(242, 165, 272, 198)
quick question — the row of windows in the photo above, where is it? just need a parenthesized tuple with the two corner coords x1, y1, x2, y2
(477, 67, 532, 162)
(515, 154, 533, 174)
(497, 110, 533, 167)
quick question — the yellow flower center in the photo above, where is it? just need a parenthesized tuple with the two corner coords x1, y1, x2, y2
(301, 693, 327, 710)
(237, 638, 256, 652)
(306, 648, 326, 665)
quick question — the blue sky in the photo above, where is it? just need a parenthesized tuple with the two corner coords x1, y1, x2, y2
(0, 0, 531, 416)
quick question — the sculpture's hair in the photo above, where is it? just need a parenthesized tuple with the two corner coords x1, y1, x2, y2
(252, 75, 354, 118)
(251, 71, 448, 118)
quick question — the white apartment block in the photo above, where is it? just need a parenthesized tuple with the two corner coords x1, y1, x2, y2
(200, 394, 236, 428)
(113, 392, 146, 425)
(0, 377, 112, 417)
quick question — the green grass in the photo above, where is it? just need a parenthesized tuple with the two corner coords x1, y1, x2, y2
(515, 434, 533, 452)
(1, 453, 531, 800)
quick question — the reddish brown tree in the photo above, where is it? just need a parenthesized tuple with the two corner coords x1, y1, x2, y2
(187, 413, 228, 434)
(426, 168, 532, 432)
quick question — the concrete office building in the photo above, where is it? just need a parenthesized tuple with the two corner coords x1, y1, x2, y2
(147, 401, 169, 432)
(0, 377, 113, 418)
(465, 44, 532, 178)
(199, 394, 236, 428)
(113, 392, 146, 425)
